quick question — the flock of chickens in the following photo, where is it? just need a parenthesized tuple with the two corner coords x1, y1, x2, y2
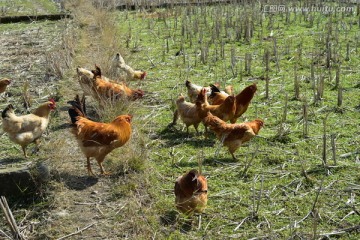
(0, 52, 263, 216)
(171, 79, 263, 214)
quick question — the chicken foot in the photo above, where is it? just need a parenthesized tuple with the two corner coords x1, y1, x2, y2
(31, 139, 41, 155)
(97, 159, 110, 175)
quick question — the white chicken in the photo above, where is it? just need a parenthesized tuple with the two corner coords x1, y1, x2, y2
(2, 100, 56, 157)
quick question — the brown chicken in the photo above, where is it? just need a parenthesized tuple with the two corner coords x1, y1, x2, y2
(197, 88, 236, 122)
(174, 169, 208, 215)
(203, 111, 264, 160)
(172, 94, 203, 134)
(231, 83, 257, 123)
(206, 84, 234, 105)
(68, 95, 132, 175)
(0, 78, 11, 94)
(77, 66, 115, 96)
(209, 83, 257, 123)
(113, 53, 147, 80)
(208, 84, 229, 105)
(2, 99, 56, 157)
(90, 65, 144, 102)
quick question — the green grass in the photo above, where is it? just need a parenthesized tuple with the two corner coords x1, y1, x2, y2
(0, 0, 60, 16)
(110, 3, 360, 238)
(0, 1, 360, 239)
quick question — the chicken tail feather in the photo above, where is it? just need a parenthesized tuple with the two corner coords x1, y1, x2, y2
(2, 104, 14, 119)
(68, 95, 86, 124)
(210, 84, 221, 97)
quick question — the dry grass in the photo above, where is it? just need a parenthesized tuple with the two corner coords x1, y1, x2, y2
(1, 1, 360, 239)
(1, 1, 153, 239)
(64, 0, 122, 77)
(37, 2, 155, 238)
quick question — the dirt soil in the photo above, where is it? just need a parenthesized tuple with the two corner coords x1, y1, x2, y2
(0, 20, 63, 169)
(0, 13, 151, 238)
(0, 22, 62, 104)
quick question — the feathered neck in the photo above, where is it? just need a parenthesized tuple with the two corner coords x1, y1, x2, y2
(32, 103, 51, 117)
(247, 120, 263, 134)
(236, 84, 257, 103)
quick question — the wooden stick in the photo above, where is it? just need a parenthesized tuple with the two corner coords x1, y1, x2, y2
(233, 216, 249, 231)
(0, 229, 12, 240)
(337, 86, 342, 108)
(319, 225, 360, 237)
(255, 175, 264, 214)
(198, 150, 204, 175)
(265, 73, 269, 99)
(303, 101, 308, 138)
(311, 179, 324, 214)
(273, 37, 280, 72)
(241, 144, 259, 177)
(197, 214, 202, 230)
(56, 222, 96, 240)
(245, 53, 251, 75)
(335, 64, 340, 89)
(331, 134, 337, 165)
(0, 196, 24, 240)
(294, 64, 300, 100)
(345, 42, 350, 61)
(0, 198, 14, 235)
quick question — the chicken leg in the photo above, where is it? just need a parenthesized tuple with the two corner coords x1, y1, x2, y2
(97, 158, 110, 175)
(87, 157, 95, 176)
(21, 145, 28, 158)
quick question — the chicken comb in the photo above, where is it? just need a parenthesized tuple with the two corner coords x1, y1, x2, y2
(49, 98, 56, 105)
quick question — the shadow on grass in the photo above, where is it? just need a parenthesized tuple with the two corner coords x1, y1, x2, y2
(160, 210, 178, 226)
(307, 164, 346, 176)
(203, 155, 240, 166)
(160, 210, 196, 233)
(58, 172, 98, 190)
(180, 219, 193, 233)
(175, 161, 199, 168)
(175, 155, 241, 168)
(0, 157, 25, 165)
(51, 122, 72, 132)
(158, 125, 215, 148)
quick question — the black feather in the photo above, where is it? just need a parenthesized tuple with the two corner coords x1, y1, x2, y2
(209, 84, 221, 97)
(2, 104, 13, 119)
(185, 80, 191, 88)
(81, 95, 86, 116)
(68, 95, 86, 124)
(91, 65, 101, 78)
(68, 108, 79, 124)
